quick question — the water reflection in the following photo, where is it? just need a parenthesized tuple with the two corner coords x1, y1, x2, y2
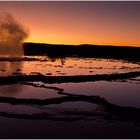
(48, 56, 66, 65)
(0, 85, 23, 96)
(0, 90, 140, 124)
(0, 48, 140, 138)
(0, 43, 24, 94)
(0, 42, 23, 75)
(0, 61, 23, 76)
(21, 57, 140, 76)
(0, 42, 24, 56)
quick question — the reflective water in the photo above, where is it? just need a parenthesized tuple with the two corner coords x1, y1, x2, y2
(0, 52, 140, 138)
(0, 56, 140, 76)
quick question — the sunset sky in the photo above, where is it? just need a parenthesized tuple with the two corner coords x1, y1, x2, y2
(0, 1, 140, 47)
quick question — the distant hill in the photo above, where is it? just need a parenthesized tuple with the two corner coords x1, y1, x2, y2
(23, 42, 140, 62)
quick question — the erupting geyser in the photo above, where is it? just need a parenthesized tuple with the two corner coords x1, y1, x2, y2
(0, 11, 29, 56)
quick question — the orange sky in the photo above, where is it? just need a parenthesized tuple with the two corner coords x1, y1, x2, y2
(0, 1, 140, 47)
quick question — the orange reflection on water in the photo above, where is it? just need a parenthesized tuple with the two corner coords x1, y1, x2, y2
(21, 57, 140, 76)
(0, 56, 140, 77)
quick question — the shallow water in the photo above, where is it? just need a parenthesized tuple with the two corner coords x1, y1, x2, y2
(0, 56, 140, 76)
(0, 54, 140, 138)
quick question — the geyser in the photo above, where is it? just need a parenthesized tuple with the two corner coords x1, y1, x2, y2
(0, 12, 29, 56)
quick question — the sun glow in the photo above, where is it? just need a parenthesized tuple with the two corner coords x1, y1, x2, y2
(2, 2, 139, 47)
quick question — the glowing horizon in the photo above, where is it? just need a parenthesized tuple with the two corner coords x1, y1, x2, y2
(0, 1, 140, 47)
(25, 38, 140, 47)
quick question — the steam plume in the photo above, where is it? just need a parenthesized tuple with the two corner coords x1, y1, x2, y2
(0, 12, 29, 56)
(0, 12, 29, 42)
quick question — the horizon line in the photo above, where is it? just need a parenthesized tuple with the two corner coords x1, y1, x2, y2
(24, 41, 140, 48)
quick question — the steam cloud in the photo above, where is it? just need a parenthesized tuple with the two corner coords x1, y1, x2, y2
(0, 12, 29, 76)
(0, 12, 29, 42)
(0, 12, 29, 56)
